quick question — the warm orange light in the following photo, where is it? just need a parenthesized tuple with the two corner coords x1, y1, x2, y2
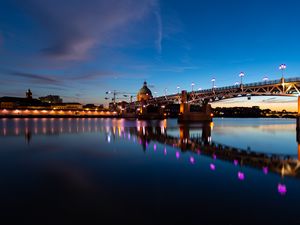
(210, 113, 214, 117)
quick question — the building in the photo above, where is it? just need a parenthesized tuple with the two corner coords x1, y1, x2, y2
(51, 103, 82, 110)
(39, 95, 63, 104)
(0, 89, 50, 109)
(137, 81, 153, 102)
(26, 89, 32, 99)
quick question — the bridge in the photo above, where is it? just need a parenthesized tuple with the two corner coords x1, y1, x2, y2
(138, 77, 300, 122)
(152, 77, 300, 104)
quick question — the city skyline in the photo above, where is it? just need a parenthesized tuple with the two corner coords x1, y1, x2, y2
(1, 0, 300, 111)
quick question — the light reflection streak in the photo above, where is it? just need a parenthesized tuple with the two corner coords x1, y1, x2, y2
(278, 183, 287, 195)
(263, 167, 268, 175)
(190, 156, 195, 164)
(233, 159, 239, 166)
(176, 151, 180, 159)
(210, 163, 215, 170)
(238, 171, 245, 180)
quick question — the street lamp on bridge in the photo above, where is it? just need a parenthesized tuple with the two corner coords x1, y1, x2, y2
(262, 76, 269, 82)
(279, 64, 287, 79)
(211, 78, 216, 89)
(234, 81, 240, 86)
(191, 82, 195, 92)
(239, 72, 245, 84)
(177, 86, 180, 94)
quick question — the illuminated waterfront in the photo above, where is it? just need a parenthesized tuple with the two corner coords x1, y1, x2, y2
(0, 118, 300, 224)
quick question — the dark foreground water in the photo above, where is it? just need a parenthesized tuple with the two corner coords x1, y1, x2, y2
(0, 118, 300, 225)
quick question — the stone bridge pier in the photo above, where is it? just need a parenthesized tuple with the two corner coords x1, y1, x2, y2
(178, 90, 212, 122)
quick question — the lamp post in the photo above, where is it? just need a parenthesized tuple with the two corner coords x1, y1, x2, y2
(239, 72, 245, 85)
(211, 78, 216, 89)
(262, 76, 269, 82)
(191, 82, 195, 92)
(177, 86, 180, 94)
(279, 64, 286, 79)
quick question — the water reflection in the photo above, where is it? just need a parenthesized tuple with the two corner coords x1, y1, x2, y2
(2, 118, 300, 224)
(1, 118, 299, 179)
(1, 118, 300, 197)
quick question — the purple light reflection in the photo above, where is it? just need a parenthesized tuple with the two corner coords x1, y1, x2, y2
(238, 171, 245, 180)
(190, 156, 195, 164)
(154, 144, 157, 151)
(233, 159, 238, 166)
(164, 147, 167, 155)
(278, 183, 287, 196)
(263, 167, 268, 175)
(210, 163, 215, 170)
(176, 151, 180, 159)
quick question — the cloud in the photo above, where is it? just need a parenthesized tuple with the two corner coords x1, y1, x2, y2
(155, 66, 198, 73)
(128, 64, 198, 73)
(19, 0, 159, 61)
(72, 71, 118, 80)
(6, 70, 62, 85)
(154, 8, 163, 53)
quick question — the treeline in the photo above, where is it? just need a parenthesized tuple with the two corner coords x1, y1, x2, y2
(213, 106, 297, 118)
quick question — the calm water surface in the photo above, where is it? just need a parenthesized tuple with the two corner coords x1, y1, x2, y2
(0, 118, 300, 225)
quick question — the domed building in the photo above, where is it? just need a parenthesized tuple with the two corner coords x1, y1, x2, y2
(137, 81, 153, 102)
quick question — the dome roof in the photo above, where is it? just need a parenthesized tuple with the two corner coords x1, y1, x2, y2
(138, 81, 152, 96)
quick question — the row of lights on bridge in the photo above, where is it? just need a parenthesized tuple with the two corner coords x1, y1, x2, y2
(171, 64, 287, 94)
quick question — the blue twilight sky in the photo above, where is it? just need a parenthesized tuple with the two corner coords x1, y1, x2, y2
(0, 0, 300, 110)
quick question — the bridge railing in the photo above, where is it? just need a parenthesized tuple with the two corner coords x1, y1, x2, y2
(193, 77, 300, 94)
(151, 77, 300, 101)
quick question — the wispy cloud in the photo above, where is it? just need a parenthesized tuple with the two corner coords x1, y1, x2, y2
(72, 71, 118, 80)
(128, 64, 198, 73)
(6, 70, 62, 85)
(19, 0, 159, 61)
(154, 9, 163, 53)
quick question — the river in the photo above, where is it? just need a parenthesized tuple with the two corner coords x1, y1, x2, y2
(0, 118, 299, 224)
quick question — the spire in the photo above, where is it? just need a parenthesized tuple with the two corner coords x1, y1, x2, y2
(143, 81, 147, 87)
(26, 89, 32, 99)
